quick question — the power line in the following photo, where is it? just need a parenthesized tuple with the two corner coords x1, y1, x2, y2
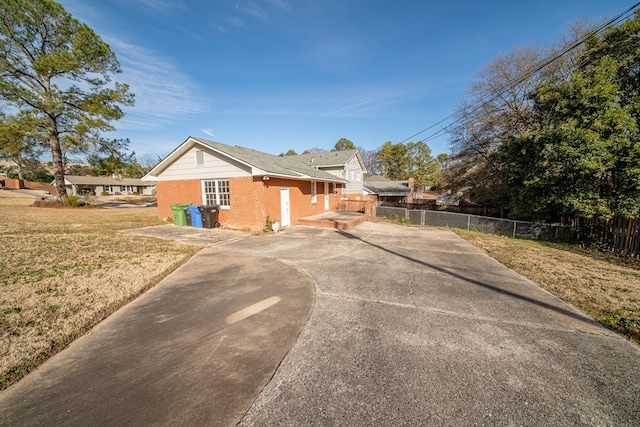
(398, 2, 640, 146)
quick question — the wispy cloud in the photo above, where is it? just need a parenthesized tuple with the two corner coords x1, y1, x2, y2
(235, 1, 269, 21)
(137, 0, 188, 14)
(266, 0, 291, 12)
(200, 128, 217, 137)
(225, 16, 246, 28)
(107, 38, 209, 130)
(240, 1, 269, 21)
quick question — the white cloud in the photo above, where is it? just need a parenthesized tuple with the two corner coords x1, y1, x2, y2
(236, 1, 268, 21)
(200, 128, 217, 137)
(225, 16, 246, 28)
(137, 0, 187, 14)
(266, 0, 291, 12)
(107, 38, 209, 130)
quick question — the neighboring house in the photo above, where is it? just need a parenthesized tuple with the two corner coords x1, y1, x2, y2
(295, 150, 367, 195)
(142, 136, 350, 230)
(364, 176, 414, 205)
(60, 175, 156, 196)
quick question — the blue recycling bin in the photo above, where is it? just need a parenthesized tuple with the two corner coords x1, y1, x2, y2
(187, 205, 203, 228)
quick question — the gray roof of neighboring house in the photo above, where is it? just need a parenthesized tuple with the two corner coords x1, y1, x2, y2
(364, 179, 411, 196)
(146, 137, 350, 183)
(62, 175, 153, 186)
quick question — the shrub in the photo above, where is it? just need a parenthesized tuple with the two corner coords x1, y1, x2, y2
(101, 191, 108, 196)
(263, 214, 273, 232)
(63, 195, 86, 207)
(132, 191, 138, 195)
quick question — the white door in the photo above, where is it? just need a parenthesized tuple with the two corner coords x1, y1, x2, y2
(280, 187, 290, 227)
(324, 182, 329, 210)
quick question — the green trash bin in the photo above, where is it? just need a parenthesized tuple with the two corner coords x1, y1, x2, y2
(170, 203, 191, 226)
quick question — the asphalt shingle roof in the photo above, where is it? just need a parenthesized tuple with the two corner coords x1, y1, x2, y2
(62, 175, 152, 186)
(364, 179, 410, 196)
(191, 137, 348, 182)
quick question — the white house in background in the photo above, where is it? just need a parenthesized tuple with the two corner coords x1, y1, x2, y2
(295, 150, 367, 195)
(59, 175, 156, 196)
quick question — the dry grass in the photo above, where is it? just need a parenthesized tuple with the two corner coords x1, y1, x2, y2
(0, 190, 201, 389)
(454, 229, 640, 344)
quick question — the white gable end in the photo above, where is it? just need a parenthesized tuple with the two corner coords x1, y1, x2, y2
(343, 155, 365, 194)
(156, 146, 252, 181)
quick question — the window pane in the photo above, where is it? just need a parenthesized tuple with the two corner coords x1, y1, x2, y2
(203, 179, 230, 207)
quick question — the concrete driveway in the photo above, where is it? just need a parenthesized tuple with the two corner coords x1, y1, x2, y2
(224, 222, 639, 426)
(1, 221, 638, 425)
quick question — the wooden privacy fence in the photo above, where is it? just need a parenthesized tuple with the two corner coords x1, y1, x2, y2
(377, 206, 640, 258)
(574, 216, 640, 258)
(399, 200, 506, 218)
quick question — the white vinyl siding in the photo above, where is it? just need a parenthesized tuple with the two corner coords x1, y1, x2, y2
(203, 179, 230, 207)
(342, 156, 365, 194)
(157, 146, 251, 181)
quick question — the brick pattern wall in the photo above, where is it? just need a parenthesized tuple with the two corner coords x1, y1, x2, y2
(3, 178, 25, 189)
(157, 177, 267, 230)
(156, 179, 203, 219)
(28, 181, 57, 195)
(2, 178, 57, 195)
(157, 177, 347, 230)
(224, 177, 265, 230)
(264, 179, 344, 226)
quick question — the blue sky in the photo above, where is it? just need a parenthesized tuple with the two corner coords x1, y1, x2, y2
(58, 0, 632, 159)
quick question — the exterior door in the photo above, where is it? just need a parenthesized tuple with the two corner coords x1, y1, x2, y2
(280, 187, 290, 227)
(324, 182, 329, 210)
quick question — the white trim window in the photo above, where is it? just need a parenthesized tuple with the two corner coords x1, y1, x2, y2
(332, 183, 337, 196)
(311, 181, 317, 204)
(203, 179, 230, 207)
(103, 185, 112, 193)
(121, 185, 133, 193)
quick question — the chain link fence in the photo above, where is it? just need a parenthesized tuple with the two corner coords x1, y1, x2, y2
(376, 206, 573, 242)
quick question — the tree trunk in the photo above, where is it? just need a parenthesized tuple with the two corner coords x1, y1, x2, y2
(50, 135, 67, 200)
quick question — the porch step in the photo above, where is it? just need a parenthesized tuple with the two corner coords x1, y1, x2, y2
(298, 211, 367, 230)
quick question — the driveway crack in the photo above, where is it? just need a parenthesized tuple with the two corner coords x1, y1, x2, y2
(407, 273, 417, 307)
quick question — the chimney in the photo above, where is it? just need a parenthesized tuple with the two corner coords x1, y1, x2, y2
(407, 177, 415, 204)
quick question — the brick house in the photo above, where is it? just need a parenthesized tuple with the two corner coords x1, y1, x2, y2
(143, 137, 362, 231)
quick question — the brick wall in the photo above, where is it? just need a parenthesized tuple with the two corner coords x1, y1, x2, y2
(264, 179, 344, 226)
(2, 179, 56, 195)
(338, 194, 377, 218)
(224, 177, 265, 230)
(27, 181, 57, 195)
(4, 178, 25, 189)
(157, 177, 268, 230)
(157, 177, 347, 230)
(156, 179, 203, 219)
